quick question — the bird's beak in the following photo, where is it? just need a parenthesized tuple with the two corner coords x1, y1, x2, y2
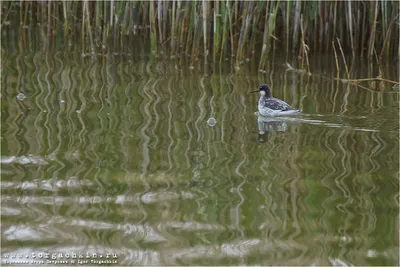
(249, 90, 259, 94)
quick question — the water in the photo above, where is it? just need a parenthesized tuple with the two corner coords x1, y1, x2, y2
(1, 50, 399, 266)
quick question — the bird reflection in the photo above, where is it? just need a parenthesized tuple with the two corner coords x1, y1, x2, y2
(256, 116, 289, 143)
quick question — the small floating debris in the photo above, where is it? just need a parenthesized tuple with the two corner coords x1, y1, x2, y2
(207, 117, 217, 127)
(60, 100, 65, 104)
(16, 93, 25, 100)
(76, 110, 81, 114)
(23, 25, 29, 29)
(188, 66, 195, 70)
(235, 66, 240, 71)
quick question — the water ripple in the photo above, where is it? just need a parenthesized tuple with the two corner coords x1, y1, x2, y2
(1, 50, 398, 266)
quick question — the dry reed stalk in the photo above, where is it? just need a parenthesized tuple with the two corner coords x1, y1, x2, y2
(368, 1, 378, 58)
(150, 1, 157, 53)
(336, 38, 350, 79)
(235, 1, 253, 67)
(95, 0, 101, 37)
(121, 1, 130, 37)
(318, 1, 323, 52)
(259, 1, 279, 70)
(285, 1, 290, 53)
(202, 0, 209, 60)
(23, 1, 29, 26)
(219, 1, 228, 63)
(190, 12, 202, 63)
(360, 2, 367, 57)
(110, 0, 114, 28)
(346, 0, 354, 57)
(379, 11, 399, 59)
(332, 41, 340, 78)
(332, 1, 338, 52)
(157, 0, 163, 44)
(247, 1, 262, 58)
(170, 0, 176, 55)
(226, 0, 234, 57)
(81, 1, 85, 52)
(186, 1, 197, 56)
(84, 0, 94, 53)
(29, 1, 33, 27)
(63, 1, 69, 40)
(213, 1, 221, 61)
(300, 14, 310, 74)
(102, 1, 108, 49)
(180, 1, 192, 53)
(47, 1, 51, 36)
(292, 0, 300, 51)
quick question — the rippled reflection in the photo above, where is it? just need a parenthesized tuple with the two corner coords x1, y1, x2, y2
(1, 50, 399, 266)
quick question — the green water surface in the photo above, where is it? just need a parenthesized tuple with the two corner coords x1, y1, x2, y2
(1, 49, 399, 266)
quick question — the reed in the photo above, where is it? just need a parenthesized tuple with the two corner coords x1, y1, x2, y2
(212, 1, 220, 61)
(332, 41, 340, 78)
(235, 1, 254, 68)
(337, 38, 350, 79)
(259, 1, 280, 70)
(2, 0, 398, 67)
(219, 0, 228, 63)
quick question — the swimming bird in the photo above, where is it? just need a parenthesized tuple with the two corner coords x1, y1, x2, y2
(250, 84, 301, 116)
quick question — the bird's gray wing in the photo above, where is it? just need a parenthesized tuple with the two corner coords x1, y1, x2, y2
(264, 98, 292, 111)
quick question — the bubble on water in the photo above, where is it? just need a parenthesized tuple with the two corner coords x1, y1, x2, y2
(207, 117, 217, 127)
(17, 93, 25, 100)
(60, 100, 65, 104)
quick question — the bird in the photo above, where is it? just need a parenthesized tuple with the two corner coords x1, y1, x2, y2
(250, 84, 301, 116)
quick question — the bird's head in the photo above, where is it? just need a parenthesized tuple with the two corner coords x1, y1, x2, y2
(250, 84, 272, 98)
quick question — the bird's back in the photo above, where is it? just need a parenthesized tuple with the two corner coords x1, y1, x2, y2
(261, 97, 292, 111)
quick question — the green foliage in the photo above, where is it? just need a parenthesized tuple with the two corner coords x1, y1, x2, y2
(2, 0, 398, 64)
